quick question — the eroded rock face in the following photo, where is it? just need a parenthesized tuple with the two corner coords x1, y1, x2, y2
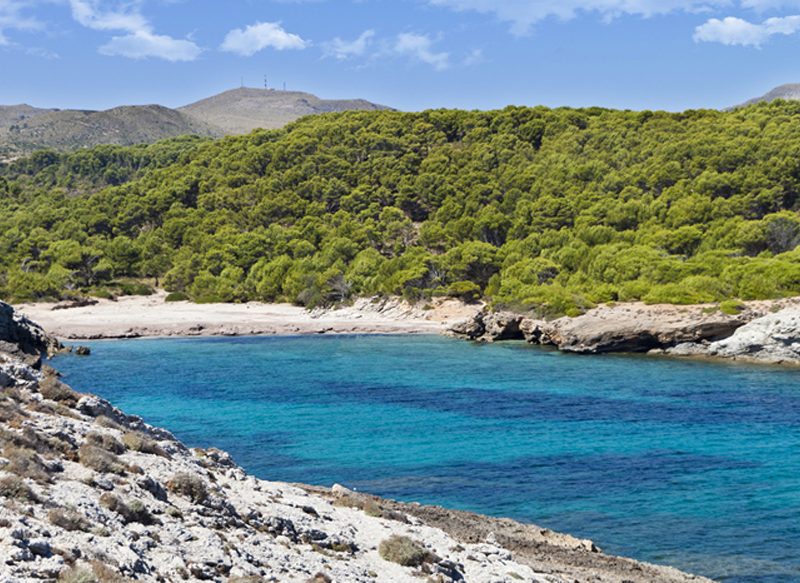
(705, 308, 800, 363)
(447, 311, 531, 342)
(0, 301, 60, 367)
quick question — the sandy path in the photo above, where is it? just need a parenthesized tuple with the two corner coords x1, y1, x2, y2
(15, 292, 479, 340)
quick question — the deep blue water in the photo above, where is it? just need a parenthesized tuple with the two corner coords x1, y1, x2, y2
(52, 335, 800, 582)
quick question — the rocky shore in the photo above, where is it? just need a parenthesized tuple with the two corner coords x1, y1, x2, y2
(0, 302, 714, 582)
(447, 299, 800, 365)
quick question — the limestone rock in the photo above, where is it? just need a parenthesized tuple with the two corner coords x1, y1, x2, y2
(706, 308, 800, 363)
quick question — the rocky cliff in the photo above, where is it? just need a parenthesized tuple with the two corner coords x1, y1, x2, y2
(447, 300, 800, 365)
(0, 301, 712, 582)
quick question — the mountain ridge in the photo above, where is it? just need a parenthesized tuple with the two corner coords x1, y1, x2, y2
(0, 88, 390, 159)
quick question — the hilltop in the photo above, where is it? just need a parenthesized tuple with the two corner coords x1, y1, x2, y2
(179, 87, 391, 134)
(736, 83, 800, 107)
(0, 88, 389, 158)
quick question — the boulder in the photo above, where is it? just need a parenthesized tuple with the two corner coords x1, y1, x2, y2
(0, 302, 62, 367)
(446, 313, 485, 340)
(705, 308, 800, 364)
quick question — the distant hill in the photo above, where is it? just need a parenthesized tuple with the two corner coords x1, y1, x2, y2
(179, 88, 391, 134)
(0, 89, 391, 159)
(0, 105, 222, 159)
(737, 84, 800, 108)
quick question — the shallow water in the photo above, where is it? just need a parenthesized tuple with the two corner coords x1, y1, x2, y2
(52, 335, 800, 582)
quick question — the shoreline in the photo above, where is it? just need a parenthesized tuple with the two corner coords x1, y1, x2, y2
(15, 292, 479, 341)
(0, 301, 714, 583)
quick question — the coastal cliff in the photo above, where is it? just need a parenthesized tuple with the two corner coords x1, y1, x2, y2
(448, 299, 800, 365)
(0, 302, 713, 582)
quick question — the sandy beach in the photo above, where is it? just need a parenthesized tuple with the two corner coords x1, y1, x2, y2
(15, 292, 479, 340)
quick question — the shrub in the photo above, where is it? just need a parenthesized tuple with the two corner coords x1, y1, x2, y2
(99, 493, 154, 525)
(0, 475, 37, 501)
(57, 567, 97, 583)
(166, 472, 207, 503)
(78, 444, 125, 475)
(86, 432, 126, 455)
(165, 291, 190, 302)
(49, 508, 91, 532)
(2, 446, 51, 483)
(378, 535, 432, 567)
(121, 432, 166, 457)
(720, 299, 746, 315)
(39, 377, 80, 407)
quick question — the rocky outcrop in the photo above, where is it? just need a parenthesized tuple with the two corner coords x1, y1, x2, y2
(447, 310, 535, 342)
(0, 304, 712, 583)
(544, 304, 744, 354)
(667, 308, 800, 364)
(0, 301, 60, 367)
(449, 303, 745, 354)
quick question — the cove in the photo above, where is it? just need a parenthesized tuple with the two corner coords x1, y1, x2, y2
(52, 335, 800, 582)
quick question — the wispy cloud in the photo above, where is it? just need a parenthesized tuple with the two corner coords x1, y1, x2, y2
(394, 32, 450, 70)
(694, 14, 800, 46)
(323, 29, 375, 60)
(0, 0, 43, 46)
(68, 0, 202, 61)
(221, 21, 308, 56)
(427, 0, 725, 35)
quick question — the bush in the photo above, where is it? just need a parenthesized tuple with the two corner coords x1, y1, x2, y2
(164, 291, 190, 302)
(86, 432, 126, 455)
(39, 377, 80, 407)
(378, 535, 432, 567)
(166, 472, 207, 503)
(121, 432, 166, 457)
(49, 508, 91, 532)
(78, 444, 126, 475)
(2, 446, 51, 483)
(57, 567, 97, 583)
(99, 493, 154, 525)
(720, 299, 746, 315)
(0, 475, 37, 501)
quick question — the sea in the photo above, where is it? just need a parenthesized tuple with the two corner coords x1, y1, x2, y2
(52, 334, 800, 582)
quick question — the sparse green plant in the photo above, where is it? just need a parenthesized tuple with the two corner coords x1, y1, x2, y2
(378, 535, 432, 567)
(121, 431, 166, 457)
(2, 446, 51, 483)
(0, 474, 37, 501)
(166, 472, 208, 503)
(49, 508, 91, 532)
(720, 300, 746, 316)
(78, 444, 126, 475)
(99, 493, 154, 525)
(86, 432, 126, 455)
(38, 376, 80, 407)
(57, 566, 97, 583)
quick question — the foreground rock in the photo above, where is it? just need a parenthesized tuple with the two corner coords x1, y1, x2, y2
(0, 302, 712, 582)
(667, 308, 800, 364)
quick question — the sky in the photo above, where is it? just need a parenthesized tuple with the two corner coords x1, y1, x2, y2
(1, 1, 800, 112)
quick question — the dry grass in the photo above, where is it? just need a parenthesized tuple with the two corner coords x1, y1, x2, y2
(378, 535, 432, 567)
(58, 562, 135, 583)
(121, 431, 167, 457)
(39, 376, 81, 407)
(49, 508, 91, 532)
(99, 493, 154, 525)
(78, 444, 126, 475)
(85, 432, 126, 455)
(166, 472, 208, 503)
(0, 474, 37, 501)
(2, 445, 51, 483)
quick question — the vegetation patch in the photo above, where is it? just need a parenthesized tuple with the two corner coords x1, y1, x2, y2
(86, 432, 126, 455)
(0, 474, 37, 501)
(121, 431, 167, 457)
(2, 104, 800, 314)
(166, 472, 208, 503)
(49, 508, 91, 532)
(78, 444, 126, 475)
(99, 493, 154, 525)
(378, 535, 433, 567)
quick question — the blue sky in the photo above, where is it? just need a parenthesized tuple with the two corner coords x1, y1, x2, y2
(1, 0, 800, 112)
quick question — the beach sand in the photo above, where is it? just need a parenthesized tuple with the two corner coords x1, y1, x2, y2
(15, 292, 480, 340)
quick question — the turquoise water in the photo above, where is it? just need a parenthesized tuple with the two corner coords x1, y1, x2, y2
(52, 335, 800, 582)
